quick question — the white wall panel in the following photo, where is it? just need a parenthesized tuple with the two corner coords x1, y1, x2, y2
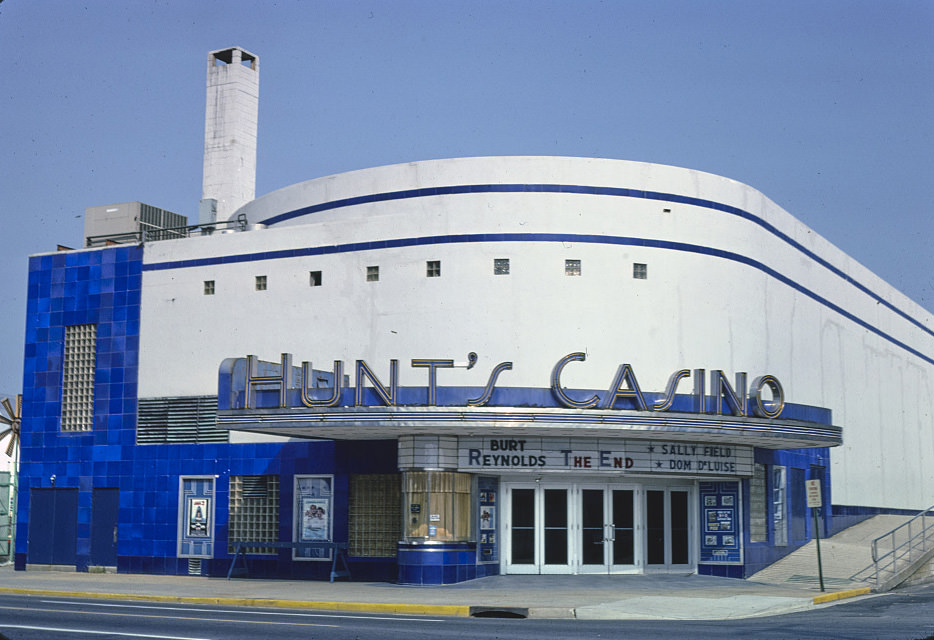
(139, 157, 934, 509)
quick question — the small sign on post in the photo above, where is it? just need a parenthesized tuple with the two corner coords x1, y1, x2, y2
(806, 479, 825, 591)
(806, 479, 822, 508)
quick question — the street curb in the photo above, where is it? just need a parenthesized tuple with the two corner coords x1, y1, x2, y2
(812, 587, 872, 604)
(0, 587, 471, 617)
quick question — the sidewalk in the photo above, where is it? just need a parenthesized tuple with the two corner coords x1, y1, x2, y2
(0, 564, 873, 620)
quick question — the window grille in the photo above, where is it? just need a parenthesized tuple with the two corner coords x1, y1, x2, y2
(565, 259, 581, 276)
(255, 275, 267, 291)
(309, 271, 322, 287)
(493, 258, 510, 275)
(140, 203, 187, 241)
(137, 396, 227, 444)
(203, 280, 215, 295)
(426, 260, 441, 278)
(349, 474, 401, 557)
(229, 475, 279, 554)
(366, 266, 379, 282)
(633, 263, 648, 279)
(62, 324, 96, 432)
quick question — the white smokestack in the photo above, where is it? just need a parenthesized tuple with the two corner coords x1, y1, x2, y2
(200, 47, 259, 225)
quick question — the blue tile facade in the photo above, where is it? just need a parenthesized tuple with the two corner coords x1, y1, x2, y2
(396, 543, 501, 585)
(16, 246, 398, 580)
(17, 244, 863, 584)
(733, 447, 830, 578)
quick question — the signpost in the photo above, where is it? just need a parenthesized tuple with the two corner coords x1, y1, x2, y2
(806, 479, 825, 592)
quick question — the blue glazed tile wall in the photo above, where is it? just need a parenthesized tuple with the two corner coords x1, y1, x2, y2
(17, 246, 398, 579)
(397, 543, 478, 585)
(740, 447, 831, 577)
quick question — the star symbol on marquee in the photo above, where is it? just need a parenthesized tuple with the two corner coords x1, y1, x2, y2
(655, 461, 663, 468)
(647, 445, 655, 453)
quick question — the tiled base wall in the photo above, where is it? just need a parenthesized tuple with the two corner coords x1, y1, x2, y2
(397, 543, 498, 585)
(697, 563, 745, 579)
(830, 504, 923, 536)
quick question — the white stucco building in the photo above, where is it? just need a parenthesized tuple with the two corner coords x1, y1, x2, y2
(15, 47, 932, 583)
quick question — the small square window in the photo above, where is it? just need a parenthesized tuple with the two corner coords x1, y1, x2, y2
(309, 271, 322, 287)
(565, 259, 581, 276)
(367, 266, 379, 282)
(633, 263, 648, 279)
(255, 275, 267, 291)
(493, 258, 510, 275)
(427, 260, 441, 278)
(203, 280, 215, 295)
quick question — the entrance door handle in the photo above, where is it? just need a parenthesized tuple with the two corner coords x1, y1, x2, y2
(113, 525, 118, 544)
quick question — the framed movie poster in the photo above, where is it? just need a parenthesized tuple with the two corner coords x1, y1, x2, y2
(480, 506, 496, 530)
(178, 476, 215, 558)
(187, 498, 210, 537)
(301, 498, 330, 541)
(477, 476, 499, 563)
(293, 475, 333, 560)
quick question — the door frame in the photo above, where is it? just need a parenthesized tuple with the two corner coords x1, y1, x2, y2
(577, 483, 642, 574)
(503, 482, 574, 575)
(502, 478, 696, 576)
(643, 484, 696, 573)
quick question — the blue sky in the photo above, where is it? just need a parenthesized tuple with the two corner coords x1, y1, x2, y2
(0, 0, 932, 399)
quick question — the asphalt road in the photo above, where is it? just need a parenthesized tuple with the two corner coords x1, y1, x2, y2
(0, 584, 932, 640)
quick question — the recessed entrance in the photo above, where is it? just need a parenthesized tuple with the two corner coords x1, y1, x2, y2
(503, 481, 694, 575)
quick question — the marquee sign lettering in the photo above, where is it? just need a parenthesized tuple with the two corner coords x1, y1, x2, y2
(457, 437, 754, 477)
(235, 351, 785, 419)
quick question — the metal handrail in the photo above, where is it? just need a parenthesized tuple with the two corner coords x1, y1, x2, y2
(870, 505, 934, 588)
(85, 215, 249, 247)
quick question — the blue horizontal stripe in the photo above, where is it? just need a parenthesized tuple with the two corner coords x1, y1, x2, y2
(143, 231, 934, 367)
(254, 183, 933, 341)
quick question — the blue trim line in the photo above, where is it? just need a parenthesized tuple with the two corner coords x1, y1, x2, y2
(256, 183, 934, 341)
(142, 232, 934, 367)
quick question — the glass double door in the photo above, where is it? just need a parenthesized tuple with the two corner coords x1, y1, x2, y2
(504, 482, 692, 575)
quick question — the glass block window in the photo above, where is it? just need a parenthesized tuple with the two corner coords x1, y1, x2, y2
(203, 280, 215, 295)
(633, 263, 648, 279)
(565, 259, 581, 276)
(62, 323, 96, 432)
(309, 271, 322, 287)
(228, 475, 279, 554)
(255, 275, 267, 291)
(749, 463, 767, 542)
(426, 260, 441, 278)
(349, 474, 401, 557)
(366, 266, 379, 282)
(493, 258, 510, 275)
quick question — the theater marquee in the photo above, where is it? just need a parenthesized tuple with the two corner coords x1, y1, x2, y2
(458, 437, 753, 476)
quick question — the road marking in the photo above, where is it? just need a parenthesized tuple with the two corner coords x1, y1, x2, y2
(0, 604, 339, 629)
(0, 625, 209, 640)
(40, 599, 447, 622)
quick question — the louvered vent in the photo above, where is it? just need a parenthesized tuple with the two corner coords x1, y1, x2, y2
(137, 396, 227, 444)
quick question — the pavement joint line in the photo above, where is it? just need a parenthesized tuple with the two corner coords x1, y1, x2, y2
(0, 587, 471, 617)
(812, 586, 872, 604)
